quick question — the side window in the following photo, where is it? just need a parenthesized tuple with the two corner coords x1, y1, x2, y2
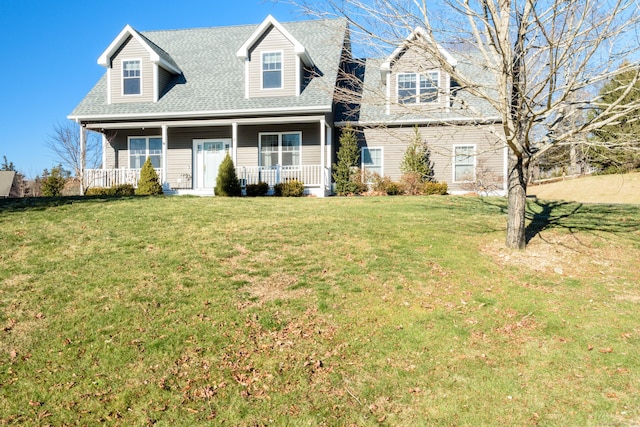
(454, 145, 475, 182)
(362, 147, 383, 180)
(123, 60, 141, 95)
(262, 52, 282, 89)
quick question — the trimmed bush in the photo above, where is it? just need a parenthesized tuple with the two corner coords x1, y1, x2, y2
(372, 174, 402, 195)
(246, 181, 269, 197)
(274, 179, 305, 197)
(85, 184, 135, 197)
(136, 158, 163, 195)
(112, 184, 135, 196)
(423, 181, 448, 195)
(214, 153, 241, 197)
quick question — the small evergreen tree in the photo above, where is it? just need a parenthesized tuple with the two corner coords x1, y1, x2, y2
(41, 165, 68, 197)
(214, 152, 241, 197)
(136, 158, 163, 195)
(333, 124, 361, 195)
(400, 126, 433, 181)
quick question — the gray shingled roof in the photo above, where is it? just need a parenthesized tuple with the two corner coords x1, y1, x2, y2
(352, 52, 501, 124)
(69, 18, 348, 120)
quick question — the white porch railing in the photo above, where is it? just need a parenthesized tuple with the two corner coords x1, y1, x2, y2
(84, 168, 163, 189)
(238, 165, 327, 188)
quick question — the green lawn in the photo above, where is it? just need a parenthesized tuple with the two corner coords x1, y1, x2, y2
(1, 195, 639, 426)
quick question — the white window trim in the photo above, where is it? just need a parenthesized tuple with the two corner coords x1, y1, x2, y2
(452, 144, 476, 183)
(258, 131, 302, 168)
(128, 136, 162, 169)
(361, 147, 384, 181)
(122, 58, 143, 96)
(261, 50, 284, 90)
(397, 71, 440, 104)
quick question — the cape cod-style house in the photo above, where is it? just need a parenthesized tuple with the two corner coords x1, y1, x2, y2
(69, 16, 507, 196)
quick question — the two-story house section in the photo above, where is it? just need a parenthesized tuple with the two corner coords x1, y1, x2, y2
(69, 16, 348, 196)
(342, 27, 507, 194)
(70, 17, 507, 196)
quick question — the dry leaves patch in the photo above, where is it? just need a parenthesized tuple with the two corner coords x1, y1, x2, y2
(482, 231, 639, 279)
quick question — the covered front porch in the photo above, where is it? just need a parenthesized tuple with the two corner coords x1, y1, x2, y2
(82, 115, 334, 197)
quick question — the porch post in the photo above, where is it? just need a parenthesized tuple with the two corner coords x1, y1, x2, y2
(320, 118, 326, 196)
(232, 122, 238, 165)
(162, 125, 168, 186)
(326, 124, 332, 192)
(79, 122, 86, 195)
(101, 133, 107, 169)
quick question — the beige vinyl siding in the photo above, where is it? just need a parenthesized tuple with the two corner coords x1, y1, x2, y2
(110, 36, 154, 104)
(389, 47, 450, 114)
(362, 125, 505, 192)
(247, 26, 297, 98)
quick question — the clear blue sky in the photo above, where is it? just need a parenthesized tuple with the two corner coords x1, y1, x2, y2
(0, 0, 303, 178)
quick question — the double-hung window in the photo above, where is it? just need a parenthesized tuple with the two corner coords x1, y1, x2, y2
(129, 137, 162, 169)
(123, 60, 141, 95)
(259, 132, 301, 167)
(454, 145, 475, 182)
(262, 52, 282, 89)
(398, 71, 439, 104)
(362, 147, 383, 180)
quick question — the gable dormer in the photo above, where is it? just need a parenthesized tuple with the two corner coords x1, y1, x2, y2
(236, 15, 315, 99)
(98, 25, 181, 104)
(380, 27, 457, 114)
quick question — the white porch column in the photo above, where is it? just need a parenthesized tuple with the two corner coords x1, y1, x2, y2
(162, 125, 168, 185)
(232, 122, 238, 165)
(101, 133, 107, 169)
(326, 124, 332, 189)
(79, 121, 86, 195)
(320, 118, 326, 197)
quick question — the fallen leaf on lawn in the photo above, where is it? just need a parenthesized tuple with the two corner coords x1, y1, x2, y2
(599, 347, 613, 353)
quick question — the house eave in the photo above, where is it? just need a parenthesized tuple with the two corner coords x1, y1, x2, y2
(68, 104, 333, 122)
(334, 116, 502, 127)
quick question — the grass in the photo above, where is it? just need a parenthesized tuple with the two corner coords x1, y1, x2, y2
(529, 171, 640, 204)
(1, 195, 639, 425)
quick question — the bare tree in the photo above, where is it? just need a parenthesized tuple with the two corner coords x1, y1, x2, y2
(46, 121, 102, 191)
(294, 0, 640, 249)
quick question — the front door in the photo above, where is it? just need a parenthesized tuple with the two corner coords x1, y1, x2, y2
(193, 140, 231, 190)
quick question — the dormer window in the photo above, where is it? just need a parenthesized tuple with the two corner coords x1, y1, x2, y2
(262, 52, 282, 89)
(398, 72, 439, 104)
(123, 60, 141, 95)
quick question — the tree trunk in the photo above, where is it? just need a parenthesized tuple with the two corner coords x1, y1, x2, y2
(506, 152, 529, 249)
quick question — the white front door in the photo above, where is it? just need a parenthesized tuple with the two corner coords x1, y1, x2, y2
(193, 139, 231, 189)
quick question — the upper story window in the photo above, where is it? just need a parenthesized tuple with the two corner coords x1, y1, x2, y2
(123, 60, 141, 95)
(262, 52, 282, 89)
(398, 71, 439, 104)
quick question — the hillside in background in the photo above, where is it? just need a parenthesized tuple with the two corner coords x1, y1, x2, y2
(529, 172, 640, 204)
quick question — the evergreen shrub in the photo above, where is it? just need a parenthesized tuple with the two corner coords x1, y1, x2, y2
(214, 153, 241, 197)
(41, 166, 67, 197)
(136, 158, 163, 195)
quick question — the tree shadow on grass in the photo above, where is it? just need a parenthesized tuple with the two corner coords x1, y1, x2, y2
(480, 197, 640, 244)
(0, 195, 139, 214)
